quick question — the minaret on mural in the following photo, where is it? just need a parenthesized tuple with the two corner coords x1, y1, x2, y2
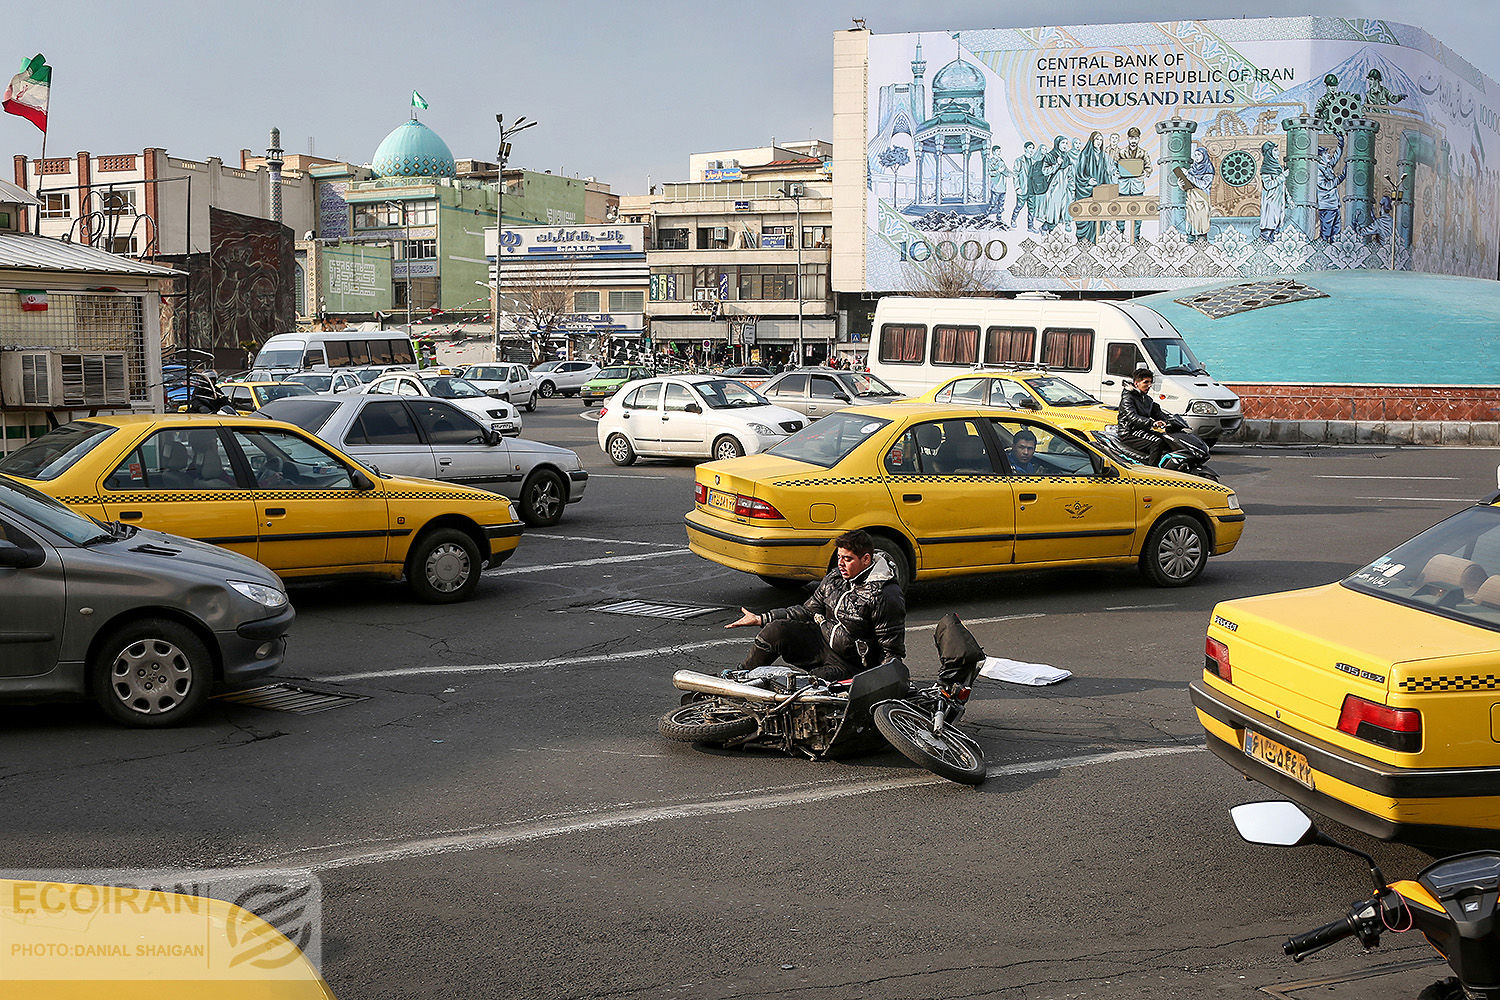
(266, 127, 284, 225)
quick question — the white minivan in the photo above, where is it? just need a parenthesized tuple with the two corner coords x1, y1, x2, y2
(868, 295, 1242, 443)
(251, 330, 418, 378)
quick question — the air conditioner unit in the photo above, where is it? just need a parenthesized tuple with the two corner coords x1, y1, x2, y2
(712, 227, 728, 240)
(0, 350, 130, 408)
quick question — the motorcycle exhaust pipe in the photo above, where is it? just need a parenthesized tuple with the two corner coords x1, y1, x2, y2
(671, 669, 845, 705)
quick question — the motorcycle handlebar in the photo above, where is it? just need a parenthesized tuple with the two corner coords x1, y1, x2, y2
(1283, 915, 1360, 961)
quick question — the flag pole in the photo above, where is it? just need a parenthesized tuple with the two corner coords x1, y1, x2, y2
(33, 128, 46, 235)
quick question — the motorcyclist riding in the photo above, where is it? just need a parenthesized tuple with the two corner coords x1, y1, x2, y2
(726, 528, 906, 681)
(1117, 365, 1182, 467)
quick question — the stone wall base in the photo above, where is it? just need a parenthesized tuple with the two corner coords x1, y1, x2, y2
(1235, 419, 1500, 446)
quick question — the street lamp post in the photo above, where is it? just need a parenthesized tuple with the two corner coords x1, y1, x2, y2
(495, 114, 537, 358)
(781, 182, 805, 366)
(383, 199, 412, 338)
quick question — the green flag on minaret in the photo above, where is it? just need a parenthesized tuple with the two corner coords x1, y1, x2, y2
(411, 91, 428, 110)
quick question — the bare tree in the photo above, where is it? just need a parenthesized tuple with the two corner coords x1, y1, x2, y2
(901, 249, 1000, 297)
(502, 254, 582, 363)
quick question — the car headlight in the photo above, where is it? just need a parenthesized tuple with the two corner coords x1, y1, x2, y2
(1225, 493, 1241, 510)
(747, 422, 775, 436)
(1188, 400, 1218, 416)
(228, 580, 289, 609)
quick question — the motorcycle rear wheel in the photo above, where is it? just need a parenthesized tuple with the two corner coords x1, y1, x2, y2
(873, 702, 986, 785)
(658, 701, 758, 744)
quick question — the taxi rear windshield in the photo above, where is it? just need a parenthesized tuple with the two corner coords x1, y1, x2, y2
(1342, 505, 1500, 631)
(0, 422, 117, 481)
(769, 412, 890, 468)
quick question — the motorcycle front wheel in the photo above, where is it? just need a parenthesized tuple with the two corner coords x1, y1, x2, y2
(873, 702, 987, 785)
(658, 701, 758, 744)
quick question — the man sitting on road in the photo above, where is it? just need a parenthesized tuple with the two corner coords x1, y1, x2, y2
(1007, 428, 1044, 475)
(1117, 366, 1177, 468)
(726, 528, 906, 681)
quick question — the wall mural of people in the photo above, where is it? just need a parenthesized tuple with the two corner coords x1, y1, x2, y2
(1073, 131, 1118, 241)
(1259, 142, 1290, 241)
(1037, 136, 1074, 233)
(1012, 141, 1040, 231)
(1175, 167, 1211, 240)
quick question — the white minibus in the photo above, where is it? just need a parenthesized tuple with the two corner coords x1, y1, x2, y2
(868, 295, 1241, 443)
(251, 330, 417, 376)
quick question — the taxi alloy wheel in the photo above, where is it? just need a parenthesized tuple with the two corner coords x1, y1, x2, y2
(607, 434, 637, 467)
(409, 528, 482, 603)
(91, 619, 211, 727)
(520, 469, 566, 526)
(1141, 513, 1207, 587)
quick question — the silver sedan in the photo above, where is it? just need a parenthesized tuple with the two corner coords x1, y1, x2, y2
(260, 395, 588, 526)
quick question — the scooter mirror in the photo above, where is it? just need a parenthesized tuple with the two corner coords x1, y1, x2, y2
(1230, 801, 1315, 847)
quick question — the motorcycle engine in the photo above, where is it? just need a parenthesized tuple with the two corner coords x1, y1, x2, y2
(742, 665, 821, 694)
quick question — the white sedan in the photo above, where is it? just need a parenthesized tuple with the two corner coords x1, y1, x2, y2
(595, 375, 806, 465)
(362, 371, 522, 436)
(457, 363, 539, 412)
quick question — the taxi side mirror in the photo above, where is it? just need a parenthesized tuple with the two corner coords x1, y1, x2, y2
(351, 470, 375, 491)
(1098, 464, 1120, 479)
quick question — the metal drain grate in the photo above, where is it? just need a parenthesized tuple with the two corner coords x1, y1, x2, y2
(213, 683, 367, 715)
(592, 601, 723, 620)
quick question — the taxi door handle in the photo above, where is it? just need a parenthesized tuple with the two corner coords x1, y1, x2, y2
(1019, 494, 1037, 502)
(117, 511, 142, 520)
(902, 493, 922, 503)
(264, 507, 286, 517)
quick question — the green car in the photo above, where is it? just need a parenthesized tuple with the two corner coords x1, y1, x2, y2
(580, 365, 653, 407)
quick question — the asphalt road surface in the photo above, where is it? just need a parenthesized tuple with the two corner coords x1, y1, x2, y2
(4, 400, 1497, 999)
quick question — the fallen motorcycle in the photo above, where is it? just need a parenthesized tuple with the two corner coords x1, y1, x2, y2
(657, 613, 988, 785)
(1093, 421, 1219, 481)
(1232, 800, 1500, 1000)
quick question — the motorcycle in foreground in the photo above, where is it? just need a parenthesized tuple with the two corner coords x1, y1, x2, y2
(1232, 800, 1500, 1000)
(657, 613, 988, 785)
(1093, 419, 1219, 481)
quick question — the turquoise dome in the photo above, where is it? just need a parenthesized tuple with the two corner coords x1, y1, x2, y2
(933, 58, 984, 96)
(370, 120, 457, 178)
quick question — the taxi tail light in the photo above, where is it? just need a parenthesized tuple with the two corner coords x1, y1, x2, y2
(694, 483, 708, 505)
(734, 495, 784, 519)
(1337, 695, 1422, 753)
(1204, 637, 1231, 682)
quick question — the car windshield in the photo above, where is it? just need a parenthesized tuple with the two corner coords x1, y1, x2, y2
(1343, 505, 1500, 631)
(253, 383, 314, 405)
(0, 422, 118, 481)
(260, 398, 342, 433)
(465, 367, 503, 380)
(253, 348, 304, 368)
(285, 373, 332, 392)
(355, 368, 384, 383)
(1141, 338, 1208, 376)
(1026, 376, 1101, 406)
(426, 377, 485, 399)
(0, 474, 111, 544)
(696, 379, 768, 409)
(770, 412, 891, 468)
(597, 367, 631, 380)
(532, 361, 561, 373)
(844, 373, 900, 397)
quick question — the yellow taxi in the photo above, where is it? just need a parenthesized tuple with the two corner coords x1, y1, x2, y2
(914, 369, 1119, 434)
(219, 380, 315, 413)
(685, 403, 1244, 590)
(1192, 489, 1500, 842)
(1, 877, 333, 997)
(0, 414, 522, 603)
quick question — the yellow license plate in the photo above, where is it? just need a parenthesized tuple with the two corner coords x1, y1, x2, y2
(706, 489, 736, 513)
(1243, 730, 1315, 789)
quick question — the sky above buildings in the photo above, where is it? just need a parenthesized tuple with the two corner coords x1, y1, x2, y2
(5, 0, 1498, 195)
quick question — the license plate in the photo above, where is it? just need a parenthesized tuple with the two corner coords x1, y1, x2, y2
(1242, 730, 1315, 789)
(706, 489, 736, 513)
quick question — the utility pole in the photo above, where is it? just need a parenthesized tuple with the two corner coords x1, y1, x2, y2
(495, 114, 537, 358)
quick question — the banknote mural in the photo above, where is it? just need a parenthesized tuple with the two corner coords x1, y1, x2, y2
(860, 17, 1500, 291)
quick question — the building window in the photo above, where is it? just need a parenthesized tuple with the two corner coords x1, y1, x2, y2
(98, 189, 136, 216)
(650, 269, 690, 301)
(798, 264, 828, 301)
(608, 290, 644, 312)
(40, 192, 70, 219)
(696, 226, 732, 250)
(801, 225, 831, 249)
(353, 202, 405, 230)
(738, 265, 796, 300)
(574, 291, 601, 313)
(405, 200, 437, 226)
(395, 239, 436, 260)
(657, 227, 689, 250)
(105, 236, 136, 256)
(695, 266, 734, 299)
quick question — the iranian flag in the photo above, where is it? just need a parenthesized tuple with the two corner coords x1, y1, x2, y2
(18, 290, 47, 312)
(3, 54, 50, 132)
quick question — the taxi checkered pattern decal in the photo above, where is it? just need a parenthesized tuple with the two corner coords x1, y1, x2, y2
(62, 489, 499, 504)
(775, 475, 1230, 494)
(1399, 675, 1500, 692)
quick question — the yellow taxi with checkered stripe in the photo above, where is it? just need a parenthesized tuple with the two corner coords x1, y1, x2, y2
(913, 369, 1119, 434)
(684, 403, 1243, 591)
(1192, 488, 1500, 842)
(0, 413, 522, 603)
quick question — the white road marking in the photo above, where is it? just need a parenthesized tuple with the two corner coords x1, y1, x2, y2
(237, 745, 1202, 873)
(1103, 604, 1177, 611)
(1355, 496, 1474, 503)
(325, 613, 1046, 683)
(487, 548, 693, 576)
(587, 473, 670, 480)
(527, 533, 681, 548)
(1316, 475, 1461, 480)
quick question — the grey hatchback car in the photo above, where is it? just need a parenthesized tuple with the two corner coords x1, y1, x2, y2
(261, 394, 589, 526)
(0, 474, 294, 726)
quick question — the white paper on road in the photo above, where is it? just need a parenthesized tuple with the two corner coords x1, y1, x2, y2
(979, 655, 1071, 686)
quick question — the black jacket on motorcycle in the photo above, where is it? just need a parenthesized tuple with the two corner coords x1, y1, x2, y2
(761, 552, 907, 670)
(1117, 385, 1179, 450)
